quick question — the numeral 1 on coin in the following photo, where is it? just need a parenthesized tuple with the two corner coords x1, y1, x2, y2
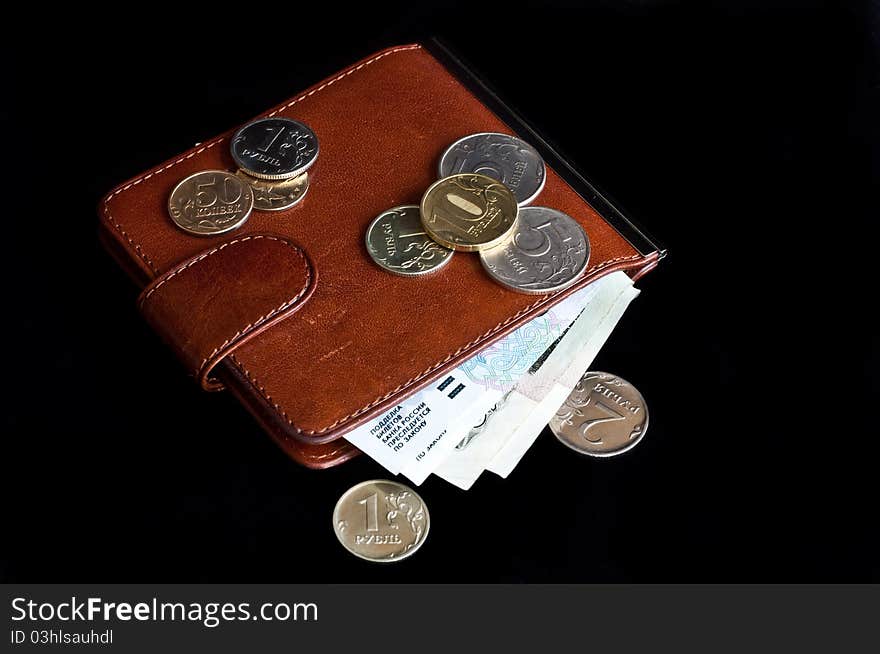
(257, 125, 286, 153)
(357, 493, 379, 532)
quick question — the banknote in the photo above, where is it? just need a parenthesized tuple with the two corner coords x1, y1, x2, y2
(399, 280, 615, 484)
(433, 271, 636, 489)
(487, 277, 640, 477)
(343, 281, 605, 484)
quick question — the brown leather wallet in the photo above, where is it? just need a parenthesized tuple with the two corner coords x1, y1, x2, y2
(99, 42, 664, 469)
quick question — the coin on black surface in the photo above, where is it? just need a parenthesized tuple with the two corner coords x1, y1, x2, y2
(333, 480, 430, 563)
(231, 117, 318, 180)
(235, 169, 309, 212)
(365, 205, 454, 276)
(549, 372, 649, 457)
(479, 206, 590, 295)
(167, 170, 254, 236)
(439, 132, 546, 206)
(420, 173, 518, 252)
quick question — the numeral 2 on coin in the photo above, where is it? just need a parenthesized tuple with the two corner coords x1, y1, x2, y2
(580, 398, 626, 443)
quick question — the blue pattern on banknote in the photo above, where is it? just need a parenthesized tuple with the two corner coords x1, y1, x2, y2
(460, 310, 564, 391)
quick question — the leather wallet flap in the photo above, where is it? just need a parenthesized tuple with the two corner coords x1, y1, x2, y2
(138, 234, 316, 390)
(101, 44, 663, 465)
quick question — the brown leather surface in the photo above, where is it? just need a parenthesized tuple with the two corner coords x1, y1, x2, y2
(138, 234, 316, 391)
(99, 43, 658, 468)
(219, 361, 360, 469)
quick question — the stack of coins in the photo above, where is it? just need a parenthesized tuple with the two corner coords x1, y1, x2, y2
(166, 120, 590, 296)
(365, 132, 592, 295)
(167, 117, 318, 236)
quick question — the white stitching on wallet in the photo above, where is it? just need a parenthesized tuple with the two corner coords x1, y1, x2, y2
(101, 45, 421, 275)
(101, 43, 643, 441)
(228, 253, 643, 436)
(138, 235, 311, 381)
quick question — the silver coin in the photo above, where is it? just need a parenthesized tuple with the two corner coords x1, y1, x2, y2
(231, 117, 319, 180)
(479, 206, 590, 294)
(365, 205, 454, 276)
(549, 372, 649, 457)
(333, 480, 430, 563)
(438, 132, 546, 206)
(167, 170, 254, 236)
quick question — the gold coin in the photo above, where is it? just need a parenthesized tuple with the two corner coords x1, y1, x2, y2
(235, 169, 309, 212)
(420, 173, 519, 251)
(168, 170, 254, 236)
(333, 480, 429, 563)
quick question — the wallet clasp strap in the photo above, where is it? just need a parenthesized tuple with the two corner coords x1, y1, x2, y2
(137, 234, 316, 391)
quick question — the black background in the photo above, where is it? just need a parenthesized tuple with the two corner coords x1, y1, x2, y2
(3, 2, 877, 582)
